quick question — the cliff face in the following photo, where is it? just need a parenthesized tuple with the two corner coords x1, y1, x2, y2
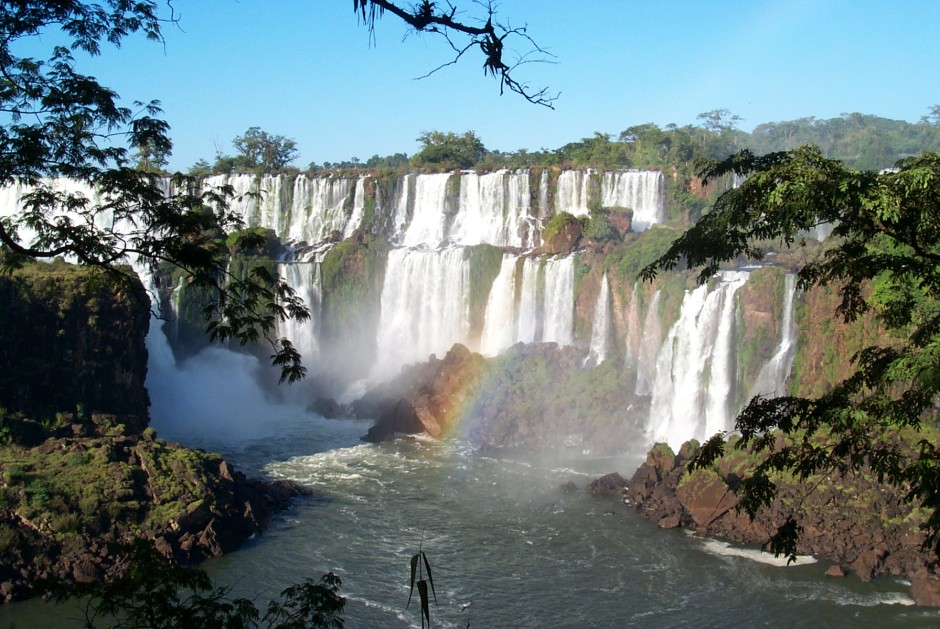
(358, 342, 646, 454)
(0, 261, 150, 427)
(0, 261, 304, 603)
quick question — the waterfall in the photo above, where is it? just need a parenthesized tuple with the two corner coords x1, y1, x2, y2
(749, 274, 798, 398)
(585, 273, 611, 366)
(634, 290, 662, 396)
(538, 170, 550, 217)
(208, 173, 361, 245)
(480, 254, 520, 356)
(344, 177, 367, 239)
(373, 247, 470, 380)
(555, 170, 593, 215)
(277, 261, 322, 362)
(552, 169, 664, 231)
(516, 258, 541, 344)
(646, 271, 749, 449)
(600, 171, 665, 232)
(399, 173, 453, 248)
(450, 170, 532, 248)
(478, 254, 578, 355)
(541, 256, 575, 346)
(624, 282, 641, 368)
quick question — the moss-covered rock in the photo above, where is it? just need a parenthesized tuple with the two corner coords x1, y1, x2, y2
(621, 432, 940, 604)
(540, 212, 582, 254)
(0, 429, 306, 603)
(0, 261, 150, 426)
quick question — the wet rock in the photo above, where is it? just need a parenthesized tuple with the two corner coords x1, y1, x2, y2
(852, 548, 886, 583)
(587, 472, 628, 495)
(658, 514, 681, 529)
(308, 397, 343, 419)
(559, 481, 578, 493)
(675, 469, 738, 528)
(911, 570, 940, 607)
(825, 565, 846, 578)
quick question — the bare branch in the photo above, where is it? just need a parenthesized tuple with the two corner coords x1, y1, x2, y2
(353, 0, 558, 108)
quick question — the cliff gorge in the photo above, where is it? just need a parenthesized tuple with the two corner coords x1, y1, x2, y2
(0, 262, 303, 603)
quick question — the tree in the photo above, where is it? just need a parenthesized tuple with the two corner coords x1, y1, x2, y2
(641, 146, 940, 560)
(353, 0, 557, 108)
(49, 539, 346, 628)
(132, 138, 171, 174)
(0, 1, 551, 384)
(412, 130, 486, 169)
(0, 0, 310, 383)
(231, 127, 299, 172)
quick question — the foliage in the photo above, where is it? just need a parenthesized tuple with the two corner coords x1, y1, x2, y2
(47, 539, 345, 628)
(541, 212, 581, 244)
(604, 225, 680, 280)
(582, 203, 621, 243)
(0, 1, 308, 383)
(643, 146, 940, 561)
(467, 244, 504, 340)
(406, 548, 437, 629)
(290, 108, 940, 179)
(229, 127, 299, 173)
(412, 130, 486, 170)
(0, 427, 231, 541)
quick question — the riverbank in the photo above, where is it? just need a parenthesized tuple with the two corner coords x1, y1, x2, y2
(620, 438, 940, 606)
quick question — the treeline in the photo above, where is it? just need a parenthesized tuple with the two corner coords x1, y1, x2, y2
(174, 108, 940, 178)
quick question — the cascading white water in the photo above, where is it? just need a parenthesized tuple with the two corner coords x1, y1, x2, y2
(634, 290, 662, 396)
(390, 173, 414, 239)
(480, 254, 520, 356)
(287, 175, 358, 244)
(478, 254, 579, 355)
(749, 273, 798, 398)
(399, 173, 453, 248)
(538, 170, 550, 217)
(277, 262, 321, 362)
(373, 247, 470, 380)
(555, 170, 593, 215)
(516, 257, 541, 344)
(585, 273, 611, 366)
(344, 177, 367, 239)
(450, 170, 532, 248)
(552, 169, 665, 232)
(623, 282, 641, 368)
(601, 171, 665, 232)
(646, 271, 749, 449)
(207, 173, 361, 246)
(541, 256, 575, 346)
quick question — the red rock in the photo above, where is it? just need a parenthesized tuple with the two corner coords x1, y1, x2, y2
(675, 469, 738, 528)
(825, 565, 846, 577)
(658, 514, 680, 529)
(911, 570, 940, 607)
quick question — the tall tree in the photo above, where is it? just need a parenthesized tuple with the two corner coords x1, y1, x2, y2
(0, 0, 309, 382)
(231, 127, 298, 172)
(642, 146, 940, 560)
(412, 130, 486, 169)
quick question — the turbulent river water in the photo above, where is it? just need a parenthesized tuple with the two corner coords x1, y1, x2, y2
(5, 403, 938, 628)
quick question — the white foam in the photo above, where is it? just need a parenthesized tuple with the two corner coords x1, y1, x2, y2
(699, 537, 817, 566)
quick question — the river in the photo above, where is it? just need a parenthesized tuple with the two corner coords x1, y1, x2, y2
(4, 402, 936, 628)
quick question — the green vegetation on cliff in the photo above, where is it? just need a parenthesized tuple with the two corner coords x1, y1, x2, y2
(643, 146, 940, 560)
(0, 261, 150, 424)
(466, 245, 505, 342)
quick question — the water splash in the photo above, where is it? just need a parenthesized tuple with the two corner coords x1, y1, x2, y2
(646, 271, 749, 448)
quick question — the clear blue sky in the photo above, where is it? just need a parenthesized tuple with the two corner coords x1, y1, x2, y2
(54, 0, 940, 171)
